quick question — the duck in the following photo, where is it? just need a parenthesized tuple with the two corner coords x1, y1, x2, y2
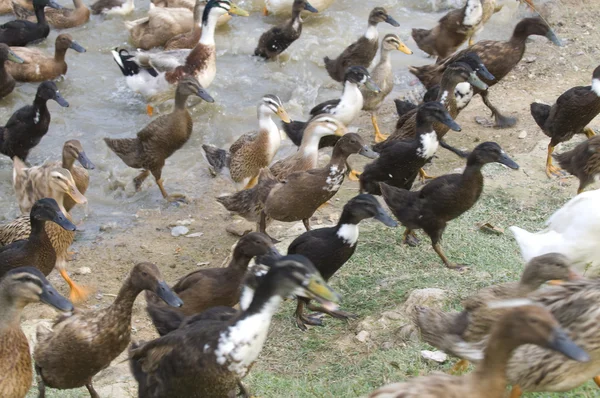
(215, 116, 346, 224)
(360, 102, 461, 196)
(0, 267, 73, 398)
(33, 262, 183, 398)
(202, 95, 291, 191)
(162, 0, 204, 50)
(146, 232, 278, 335)
(324, 7, 399, 83)
(104, 76, 214, 202)
(287, 194, 397, 330)
(0, 0, 60, 46)
(114, 0, 246, 104)
(129, 255, 340, 398)
(531, 65, 600, 177)
(262, 0, 333, 16)
(90, 0, 134, 15)
(409, 18, 562, 128)
(256, 133, 378, 239)
(5, 33, 85, 82)
(414, 253, 579, 372)
(361, 34, 412, 143)
(11, 0, 90, 29)
(554, 135, 600, 194)
(254, 0, 318, 60)
(0, 43, 23, 99)
(1, 0, 30, 14)
(510, 188, 600, 276)
(368, 305, 589, 398)
(381, 142, 519, 270)
(0, 81, 68, 161)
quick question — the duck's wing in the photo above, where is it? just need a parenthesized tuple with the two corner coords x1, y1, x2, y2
(229, 131, 258, 155)
(310, 99, 340, 117)
(135, 50, 190, 72)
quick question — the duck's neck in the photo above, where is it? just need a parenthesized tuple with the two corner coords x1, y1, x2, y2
(290, 5, 303, 31)
(107, 276, 142, 322)
(0, 293, 25, 330)
(228, 247, 254, 274)
(463, 157, 485, 182)
(437, 78, 459, 108)
(364, 23, 378, 41)
(54, 46, 67, 64)
(73, 0, 85, 9)
(298, 128, 323, 160)
(33, 95, 49, 115)
(509, 26, 531, 47)
(330, 146, 351, 171)
(34, 5, 47, 24)
(0, 60, 9, 81)
(377, 48, 392, 67)
(474, 329, 521, 393)
(258, 109, 281, 159)
(62, 153, 75, 171)
(414, 116, 439, 159)
(199, 11, 220, 46)
(335, 210, 361, 248)
(339, 80, 363, 113)
(174, 91, 190, 110)
(28, 216, 51, 251)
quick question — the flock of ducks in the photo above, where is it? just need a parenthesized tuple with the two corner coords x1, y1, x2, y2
(1, 0, 600, 396)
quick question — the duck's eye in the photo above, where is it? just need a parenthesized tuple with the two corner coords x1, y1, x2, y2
(142, 272, 148, 277)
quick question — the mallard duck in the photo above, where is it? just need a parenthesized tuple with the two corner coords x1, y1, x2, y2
(0, 0, 60, 46)
(0, 267, 72, 398)
(381, 142, 518, 270)
(90, 0, 133, 15)
(114, 0, 246, 104)
(202, 95, 290, 190)
(12, 0, 89, 29)
(104, 76, 213, 202)
(257, 133, 378, 238)
(0, 81, 68, 161)
(369, 305, 589, 398)
(554, 136, 600, 194)
(0, 43, 23, 99)
(33, 262, 182, 398)
(324, 7, 399, 83)
(254, 0, 318, 60)
(162, 0, 203, 50)
(129, 255, 339, 398)
(262, 0, 332, 16)
(287, 194, 397, 330)
(5, 33, 85, 82)
(410, 18, 562, 128)
(510, 189, 600, 276)
(360, 102, 461, 196)
(531, 65, 600, 177)
(1, 0, 29, 14)
(146, 232, 278, 335)
(361, 34, 412, 143)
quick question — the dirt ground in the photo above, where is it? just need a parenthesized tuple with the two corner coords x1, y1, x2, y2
(19, 0, 600, 396)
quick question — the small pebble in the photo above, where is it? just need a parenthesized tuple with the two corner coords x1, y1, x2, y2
(518, 130, 527, 139)
(421, 350, 448, 363)
(186, 232, 204, 238)
(355, 330, 370, 343)
(171, 226, 189, 237)
(76, 267, 92, 275)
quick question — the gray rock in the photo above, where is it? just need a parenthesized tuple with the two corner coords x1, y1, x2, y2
(171, 226, 189, 237)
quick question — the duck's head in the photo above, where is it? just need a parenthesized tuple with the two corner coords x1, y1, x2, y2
(129, 262, 183, 307)
(63, 139, 95, 170)
(521, 253, 581, 287)
(33, 0, 61, 10)
(176, 75, 214, 103)
(343, 194, 397, 227)
(37, 81, 69, 107)
(293, 0, 317, 13)
(202, 0, 248, 22)
(49, 168, 87, 206)
(381, 34, 412, 55)
(259, 94, 290, 123)
(468, 142, 519, 169)
(55, 34, 86, 54)
(234, 232, 280, 260)
(455, 52, 494, 82)
(0, 43, 24, 64)
(344, 66, 380, 93)
(368, 7, 399, 27)
(305, 116, 346, 139)
(30, 198, 77, 231)
(334, 132, 378, 159)
(514, 18, 562, 46)
(268, 255, 340, 309)
(417, 101, 461, 132)
(443, 62, 488, 91)
(2, 267, 73, 312)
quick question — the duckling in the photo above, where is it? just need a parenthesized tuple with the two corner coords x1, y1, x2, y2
(510, 188, 600, 276)
(257, 133, 378, 238)
(0, 43, 23, 99)
(146, 232, 278, 335)
(0, 81, 69, 161)
(33, 262, 182, 398)
(202, 95, 291, 190)
(360, 102, 461, 196)
(288, 194, 397, 330)
(324, 7, 399, 83)
(531, 65, 600, 177)
(12, 0, 90, 29)
(554, 136, 600, 194)
(5, 33, 85, 82)
(361, 34, 412, 143)
(254, 0, 318, 60)
(381, 142, 519, 270)
(0, 267, 72, 398)
(0, 0, 60, 46)
(369, 305, 589, 398)
(409, 18, 562, 128)
(129, 255, 339, 398)
(262, 0, 333, 16)
(90, 0, 133, 15)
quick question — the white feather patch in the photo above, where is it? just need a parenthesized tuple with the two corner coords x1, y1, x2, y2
(487, 298, 534, 309)
(592, 78, 600, 97)
(337, 224, 359, 247)
(416, 131, 439, 159)
(439, 90, 449, 105)
(364, 25, 378, 41)
(455, 82, 474, 110)
(463, 0, 483, 27)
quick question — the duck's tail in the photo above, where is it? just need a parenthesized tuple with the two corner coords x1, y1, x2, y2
(111, 49, 140, 77)
(125, 16, 149, 30)
(201, 144, 230, 176)
(509, 226, 561, 263)
(380, 182, 417, 219)
(414, 306, 474, 353)
(282, 120, 306, 147)
(411, 28, 433, 53)
(11, 1, 32, 19)
(553, 147, 577, 175)
(393, 99, 418, 117)
(324, 55, 337, 79)
(217, 186, 262, 223)
(104, 137, 142, 169)
(145, 291, 184, 336)
(530, 102, 551, 130)
(408, 64, 437, 89)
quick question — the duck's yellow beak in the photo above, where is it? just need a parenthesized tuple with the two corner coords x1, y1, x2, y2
(67, 185, 87, 205)
(277, 107, 291, 124)
(397, 41, 413, 55)
(228, 3, 249, 16)
(334, 125, 347, 136)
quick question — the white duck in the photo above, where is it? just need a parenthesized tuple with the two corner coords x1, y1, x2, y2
(510, 188, 600, 276)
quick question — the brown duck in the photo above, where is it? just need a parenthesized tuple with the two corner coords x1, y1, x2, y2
(12, 0, 90, 29)
(0, 43, 23, 99)
(554, 135, 600, 194)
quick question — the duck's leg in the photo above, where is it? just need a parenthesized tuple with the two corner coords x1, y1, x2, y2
(307, 302, 357, 320)
(302, 218, 311, 231)
(36, 364, 46, 398)
(584, 127, 596, 138)
(133, 170, 150, 192)
(468, 36, 475, 46)
(478, 91, 517, 128)
(146, 104, 154, 117)
(508, 385, 523, 398)
(85, 381, 100, 398)
(545, 144, 564, 178)
(348, 170, 362, 181)
(419, 168, 435, 181)
(593, 376, 600, 387)
(237, 380, 250, 398)
(402, 229, 420, 247)
(262, 5, 269, 15)
(295, 299, 323, 330)
(259, 212, 278, 243)
(57, 260, 92, 303)
(450, 359, 469, 374)
(153, 169, 188, 203)
(430, 231, 467, 271)
(372, 113, 389, 143)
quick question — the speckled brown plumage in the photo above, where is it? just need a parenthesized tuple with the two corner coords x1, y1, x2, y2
(554, 136, 600, 194)
(0, 327, 32, 398)
(12, 0, 89, 28)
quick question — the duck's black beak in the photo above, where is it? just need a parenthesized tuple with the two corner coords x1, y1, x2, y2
(385, 15, 400, 27)
(440, 112, 461, 132)
(547, 328, 589, 362)
(359, 145, 379, 159)
(497, 151, 519, 169)
(468, 72, 488, 91)
(69, 41, 86, 53)
(477, 64, 495, 81)
(53, 91, 69, 107)
(374, 205, 397, 227)
(40, 281, 73, 312)
(546, 29, 563, 46)
(196, 87, 214, 103)
(7, 50, 24, 64)
(154, 281, 183, 307)
(77, 151, 95, 170)
(47, 0, 62, 9)
(52, 209, 77, 231)
(304, 1, 318, 13)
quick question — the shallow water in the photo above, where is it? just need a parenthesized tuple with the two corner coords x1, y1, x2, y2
(0, 0, 528, 235)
